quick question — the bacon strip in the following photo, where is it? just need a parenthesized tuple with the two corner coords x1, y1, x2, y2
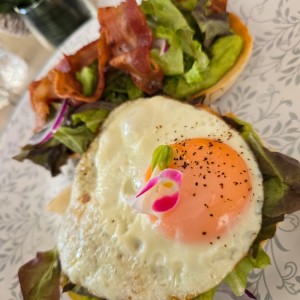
(211, 0, 227, 14)
(53, 36, 110, 102)
(30, 77, 57, 131)
(30, 38, 110, 131)
(98, 0, 163, 95)
(30, 0, 163, 131)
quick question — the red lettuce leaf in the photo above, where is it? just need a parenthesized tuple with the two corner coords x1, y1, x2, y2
(192, 0, 232, 50)
(18, 249, 61, 300)
(223, 115, 300, 256)
(13, 138, 71, 177)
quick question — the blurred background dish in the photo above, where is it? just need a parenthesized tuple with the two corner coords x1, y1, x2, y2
(14, 0, 92, 49)
(0, 33, 53, 132)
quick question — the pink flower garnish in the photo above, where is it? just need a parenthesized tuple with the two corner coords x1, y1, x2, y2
(130, 169, 182, 217)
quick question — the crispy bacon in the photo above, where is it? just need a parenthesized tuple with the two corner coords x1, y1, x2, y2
(110, 49, 162, 95)
(53, 37, 110, 102)
(30, 38, 110, 130)
(30, 77, 57, 132)
(30, 0, 163, 130)
(98, 0, 163, 95)
(210, 0, 227, 14)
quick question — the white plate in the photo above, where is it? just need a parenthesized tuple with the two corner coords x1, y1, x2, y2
(1, 1, 300, 299)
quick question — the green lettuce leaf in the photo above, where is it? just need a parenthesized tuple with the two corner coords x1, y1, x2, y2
(13, 138, 70, 177)
(200, 35, 242, 86)
(18, 249, 61, 300)
(14, 105, 110, 175)
(72, 109, 109, 133)
(151, 26, 184, 75)
(192, 0, 232, 50)
(223, 246, 270, 296)
(164, 34, 243, 99)
(153, 0, 242, 99)
(180, 33, 209, 72)
(142, 0, 194, 33)
(76, 61, 98, 97)
(102, 71, 144, 104)
(142, 0, 209, 75)
(54, 125, 95, 155)
(184, 61, 205, 84)
(54, 106, 111, 155)
(172, 0, 198, 11)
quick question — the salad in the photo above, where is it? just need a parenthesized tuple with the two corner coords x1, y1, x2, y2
(14, 0, 251, 176)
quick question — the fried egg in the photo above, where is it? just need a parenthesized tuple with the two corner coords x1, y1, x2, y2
(57, 96, 263, 299)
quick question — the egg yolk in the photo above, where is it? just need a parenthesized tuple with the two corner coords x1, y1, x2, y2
(152, 138, 252, 243)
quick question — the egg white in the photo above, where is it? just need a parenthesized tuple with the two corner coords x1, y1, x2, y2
(57, 96, 263, 299)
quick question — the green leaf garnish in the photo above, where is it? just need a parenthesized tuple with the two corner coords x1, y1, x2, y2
(151, 145, 173, 171)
